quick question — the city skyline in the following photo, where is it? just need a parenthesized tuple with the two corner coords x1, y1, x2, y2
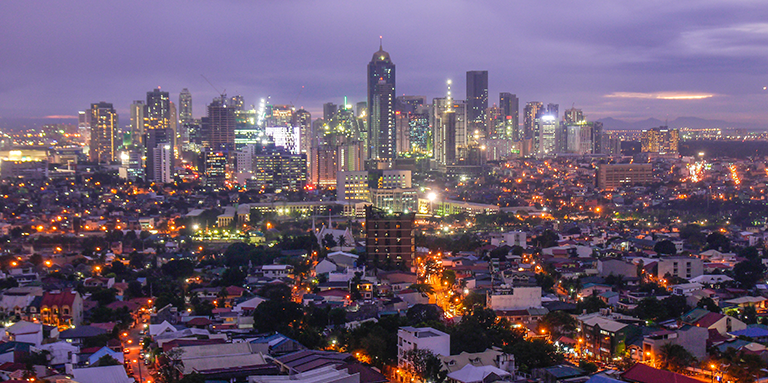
(2, 1, 768, 127)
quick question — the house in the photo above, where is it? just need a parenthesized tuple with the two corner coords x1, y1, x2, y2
(259, 265, 294, 278)
(38, 341, 78, 366)
(5, 321, 43, 347)
(447, 364, 511, 383)
(71, 365, 134, 383)
(88, 346, 124, 365)
(642, 325, 709, 362)
(620, 362, 701, 383)
(40, 289, 83, 328)
(578, 312, 641, 361)
(59, 326, 107, 346)
(439, 348, 515, 374)
(531, 365, 586, 383)
(0, 342, 34, 363)
(249, 365, 361, 383)
(397, 327, 450, 367)
(234, 296, 266, 313)
(688, 312, 746, 335)
(148, 320, 176, 336)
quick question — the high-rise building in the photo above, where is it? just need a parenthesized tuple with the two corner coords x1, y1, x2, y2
(293, 109, 312, 162)
(536, 114, 558, 157)
(466, 70, 489, 133)
(203, 97, 236, 150)
(248, 147, 307, 191)
(367, 42, 396, 166)
(129, 100, 147, 146)
(596, 163, 654, 190)
(395, 111, 410, 155)
(546, 103, 559, 120)
(523, 102, 543, 140)
(323, 102, 338, 121)
(229, 95, 244, 111)
(179, 88, 193, 124)
(169, 101, 178, 149)
(365, 206, 416, 269)
(641, 127, 679, 154)
(499, 93, 519, 140)
(146, 88, 170, 131)
(144, 128, 172, 182)
(89, 102, 118, 163)
(204, 148, 228, 188)
(151, 144, 173, 184)
(564, 107, 584, 124)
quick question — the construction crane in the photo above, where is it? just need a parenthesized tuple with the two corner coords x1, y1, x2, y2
(291, 85, 305, 106)
(200, 74, 226, 100)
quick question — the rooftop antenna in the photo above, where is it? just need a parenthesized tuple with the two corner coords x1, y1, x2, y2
(379, 35, 383, 50)
(446, 79, 453, 112)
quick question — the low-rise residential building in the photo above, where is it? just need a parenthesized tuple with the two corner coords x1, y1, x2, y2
(397, 326, 450, 366)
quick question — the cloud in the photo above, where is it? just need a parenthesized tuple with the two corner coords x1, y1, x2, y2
(604, 92, 715, 100)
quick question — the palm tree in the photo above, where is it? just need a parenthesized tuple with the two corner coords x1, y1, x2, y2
(408, 283, 435, 296)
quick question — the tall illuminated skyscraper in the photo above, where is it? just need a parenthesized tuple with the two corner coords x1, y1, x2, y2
(524, 102, 543, 140)
(466, 70, 488, 133)
(129, 100, 147, 146)
(292, 108, 311, 159)
(89, 102, 118, 163)
(179, 88, 193, 124)
(146, 88, 170, 131)
(499, 93, 519, 140)
(203, 97, 236, 150)
(367, 40, 396, 166)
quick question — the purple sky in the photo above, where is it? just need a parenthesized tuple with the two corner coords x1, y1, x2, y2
(2, 0, 768, 126)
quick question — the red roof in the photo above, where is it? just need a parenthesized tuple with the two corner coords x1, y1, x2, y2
(41, 289, 77, 308)
(226, 286, 246, 296)
(107, 300, 140, 311)
(187, 317, 212, 326)
(621, 362, 702, 383)
(694, 312, 725, 328)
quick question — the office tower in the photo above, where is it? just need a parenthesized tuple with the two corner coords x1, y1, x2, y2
(367, 42, 396, 165)
(118, 150, 144, 180)
(641, 127, 679, 154)
(169, 101, 178, 149)
(536, 114, 558, 157)
(310, 144, 338, 187)
(365, 205, 416, 269)
(204, 148, 228, 188)
(564, 107, 584, 125)
(396, 96, 426, 115)
(293, 109, 311, 160)
(247, 147, 307, 191)
(323, 102, 338, 121)
(499, 93, 519, 140)
(203, 97, 236, 150)
(591, 121, 604, 154)
(466, 70, 489, 133)
(179, 88, 193, 124)
(144, 128, 172, 182)
(485, 106, 502, 138)
(546, 103, 559, 120)
(265, 104, 293, 126)
(596, 163, 654, 190)
(229, 95, 244, 111)
(409, 105, 430, 154)
(523, 102, 543, 140)
(265, 126, 301, 154)
(89, 102, 118, 163)
(146, 88, 170, 131)
(152, 144, 173, 183)
(129, 100, 147, 146)
(396, 111, 410, 154)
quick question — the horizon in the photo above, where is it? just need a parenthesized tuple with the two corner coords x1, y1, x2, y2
(2, 1, 768, 127)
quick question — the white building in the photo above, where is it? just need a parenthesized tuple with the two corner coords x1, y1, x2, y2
(397, 326, 450, 366)
(486, 286, 542, 311)
(152, 144, 173, 183)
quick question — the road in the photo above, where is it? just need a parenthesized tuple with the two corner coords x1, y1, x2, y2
(124, 312, 154, 383)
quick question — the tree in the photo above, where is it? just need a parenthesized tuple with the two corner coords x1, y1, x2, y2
(450, 306, 524, 354)
(539, 310, 577, 339)
(95, 354, 121, 366)
(578, 360, 598, 374)
(654, 240, 677, 255)
(733, 258, 765, 289)
(697, 297, 721, 313)
(322, 233, 337, 249)
(179, 372, 206, 383)
(506, 339, 564, 373)
(407, 304, 442, 325)
(741, 305, 758, 325)
(533, 230, 559, 248)
(576, 296, 607, 314)
(706, 233, 731, 252)
(329, 308, 347, 326)
(252, 300, 303, 333)
(661, 295, 690, 320)
(402, 349, 447, 383)
(258, 283, 292, 302)
(634, 297, 668, 322)
(408, 283, 435, 296)
(739, 246, 760, 260)
(658, 344, 695, 373)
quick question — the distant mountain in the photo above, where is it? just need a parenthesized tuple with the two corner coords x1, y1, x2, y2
(596, 116, 765, 131)
(0, 117, 78, 132)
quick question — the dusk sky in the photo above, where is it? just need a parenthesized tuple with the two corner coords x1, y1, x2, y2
(2, 0, 768, 127)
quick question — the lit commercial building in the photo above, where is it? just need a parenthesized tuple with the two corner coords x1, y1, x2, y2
(641, 127, 679, 154)
(596, 163, 654, 190)
(367, 42, 396, 166)
(179, 88, 193, 124)
(499, 92, 519, 140)
(89, 102, 118, 163)
(144, 128, 172, 182)
(365, 206, 415, 269)
(204, 149, 228, 188)
(248, 148, 307, 191)
(466, 70, 489, 133)
(151, 144, 173, 184)
(486, 286, 542, 311)
(129, 100, 147, 146)
(203, 97, 236, 150)
(523, 102, 543, 140)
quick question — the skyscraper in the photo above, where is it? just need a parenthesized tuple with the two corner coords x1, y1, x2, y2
(203, 97, 236, 150)
(546, 103, 559, 120)
(144, 128, 172, 182)
(564, 107, 584, 124)
(89, 102, 118, 163)
(641, 127, 679, 154)
(179, 88, 193, 124)
(466, 70, 488, 133)
(523, 102, 543, 140)
(129, 100, 147, 146)
(323, 102, 338, 121)
(499, 93, 519, 140)
(292, 109, 312, 159)
(146, 88, 170, 131)
(367, 41, 396, 166)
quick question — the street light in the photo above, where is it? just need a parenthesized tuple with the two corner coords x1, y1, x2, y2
(427, 192, 437, 215)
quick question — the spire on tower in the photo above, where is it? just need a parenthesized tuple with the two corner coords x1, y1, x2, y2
(379, 36, 383, 50)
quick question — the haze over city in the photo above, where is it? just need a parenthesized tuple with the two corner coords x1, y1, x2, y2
(2, 0, 768, 126)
